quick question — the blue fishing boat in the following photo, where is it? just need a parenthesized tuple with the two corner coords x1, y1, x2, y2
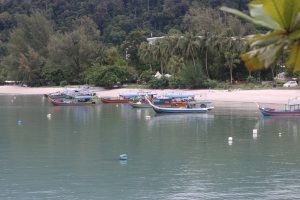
(51, 95, 98, 106)
(145, 98, 213, 114)
(258, 98, 300, 116)
(101, 91, 156, 103)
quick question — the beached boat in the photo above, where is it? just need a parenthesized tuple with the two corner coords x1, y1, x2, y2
(258, 98, 300, 116)
(101, 92, 156, 103)
(129, 93, 198, 108)
(51, 95, 98, 106)
(45, 87, 97, 100)
(146, 98, 213, 114)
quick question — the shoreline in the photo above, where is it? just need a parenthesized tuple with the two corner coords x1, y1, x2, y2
(0, 85, 299, 105)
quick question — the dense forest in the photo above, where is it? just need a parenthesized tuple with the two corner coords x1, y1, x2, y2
(0, 0, 292, 88)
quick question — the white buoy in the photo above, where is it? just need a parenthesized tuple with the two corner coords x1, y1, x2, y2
(116, 104, 119, 107)
(145, 115, 151, 119)
(47, 113, 52, 119)
(17, 120, 23, 125)
(279, 132, 282, 137)
(119, 154, 128, 160)
(13, 96, 16, 100)
(253, 129, 258, 134)
(228, 141, 233, 146)
(228, 137, 233, 142)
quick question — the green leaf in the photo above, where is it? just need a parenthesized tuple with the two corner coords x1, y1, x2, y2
(247, 31, 285, 47)
(288, 30, 300, 40)
(220, 6, 279, 30)
(262, 0, 300, 30)
(287, 42, 300, 72)
(248, 3, 281, 30)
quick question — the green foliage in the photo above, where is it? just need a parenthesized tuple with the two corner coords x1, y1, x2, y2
(60, 80, 68, 87)
(85, 64, 132, 88)
(180, 62, 208, 88)
(148, 77, 169, 89)
(168, 75, 185, 89)
(42, 68, 66, 86)
(139, 70, 153, 83)
(0, 0, 276, 86)
(246, 76, 256, 83)
(206, 79, 219, 88)
(221, 0, 300, 72)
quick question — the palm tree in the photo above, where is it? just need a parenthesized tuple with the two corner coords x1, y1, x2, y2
(138, 42, 155, 71)
(152, 36, 175, 75)
(220, 37, 246, 83)
(221, 0, 300, 72)
(176, 33, 201, 67)
(224, 51, 240, 83)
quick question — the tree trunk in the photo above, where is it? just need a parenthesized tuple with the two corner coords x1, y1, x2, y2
(205, 48, 210, 79)
(230, 67, 233, 84)
(160, 61, 164, 75)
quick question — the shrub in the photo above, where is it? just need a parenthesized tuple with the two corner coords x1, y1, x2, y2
(139, 70, 153, 83)
(148, 77, 169, 89)
(205, 79, 218, 88)
(246, 76, 256, 83)
(85, 64, 132, 88)
(169, 75, 185, 89)
(42, 68, 66, 86)
(60, 80, 68, 87)
(216, 82, 231, 89)
(180, 62, 208, 88)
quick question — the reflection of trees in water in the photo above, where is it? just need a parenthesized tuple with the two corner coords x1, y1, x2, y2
(147, 114, 215, 135)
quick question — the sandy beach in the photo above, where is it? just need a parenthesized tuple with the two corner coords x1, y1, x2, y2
(0, 85, 299, 105)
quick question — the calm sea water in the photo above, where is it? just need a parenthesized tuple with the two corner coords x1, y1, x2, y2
(0, 95, 300, 200)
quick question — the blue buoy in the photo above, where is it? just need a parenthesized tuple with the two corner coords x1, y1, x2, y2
(119, 154, 128, 160)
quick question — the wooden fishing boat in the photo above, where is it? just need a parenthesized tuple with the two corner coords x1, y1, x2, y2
(145, 98, 213, 114)
(45, 87, 97, 100)
(101, 92, 156, 103)
(101, 97, 132, 103)
(258, 98, 300, 116)
(129, 98, 191, 108)
(129, 101, 152, 108)
(51, 95, 98, 106)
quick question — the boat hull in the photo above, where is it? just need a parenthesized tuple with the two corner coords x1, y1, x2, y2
(101, 98, 130, 103)
(259, 107, 300, 116)
(51, 99, 97, 106)
(153, 106, 209, 113)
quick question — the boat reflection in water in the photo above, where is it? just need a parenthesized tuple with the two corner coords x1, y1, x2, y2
(147, 113, 214, 127)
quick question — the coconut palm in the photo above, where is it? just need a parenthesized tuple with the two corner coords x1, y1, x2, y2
(176, 33, 201, 67)
(221, 0, 300, 72)
(220, 36, 247, 83)
(138, 42, 155, 71)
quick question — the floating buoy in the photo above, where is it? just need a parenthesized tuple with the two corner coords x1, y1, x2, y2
(145, 115, 151, 119)
(119, 154, 128, 160)
(253, 129, 257, 134)
(13, 96, 16, 100)
(116, 104, 119, 107)
(47, 113, 52, 119)
(279, 132, 282, 137)
(228, 137, 233, 142)
(17, 120, 23, 125)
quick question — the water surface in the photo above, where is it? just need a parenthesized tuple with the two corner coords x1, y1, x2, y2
(0, 95, 299, 199)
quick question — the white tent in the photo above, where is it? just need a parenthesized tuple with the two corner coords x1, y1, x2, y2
(154, 71, 162, 79)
